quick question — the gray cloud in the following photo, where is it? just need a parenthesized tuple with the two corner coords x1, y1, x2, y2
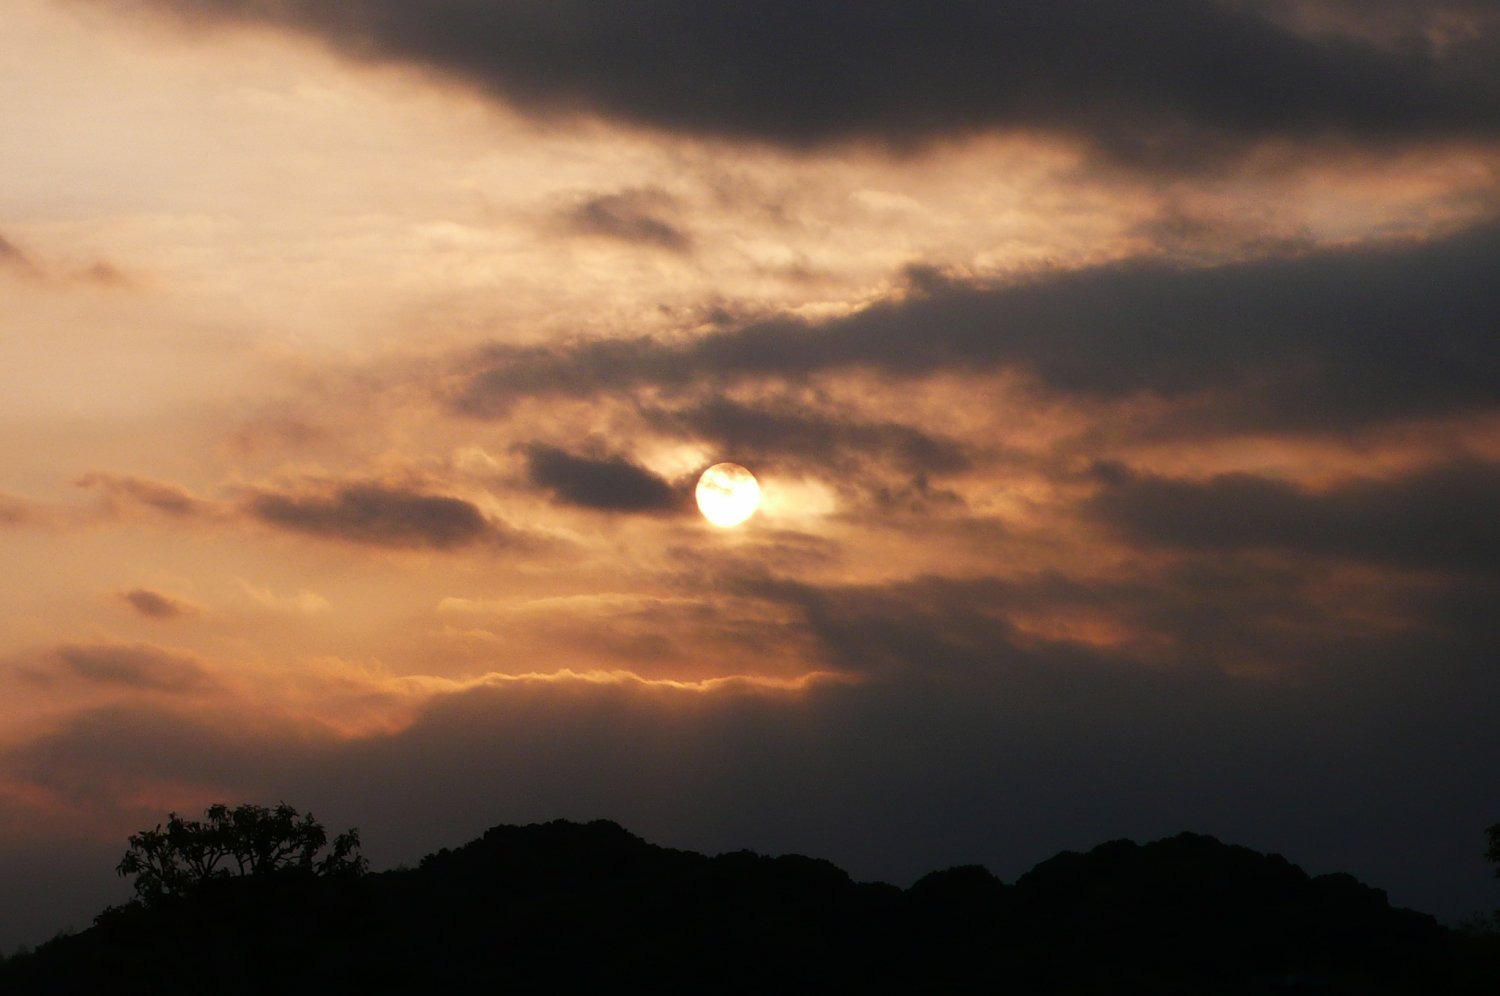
(55, 642, 214, 693)
(732, 565, 1342, 679)
(117, 588, 197, 620)
(524, 445, 684, 513)
(1090, 459, 1500, 576)
(75, 473, 209, 518)
(116, 1, 1500, 166)
(247, 482, 503, 549)
(561, 189, 691, 252)
(642, 396, 971, 478)
(457, 219, 1500, 434)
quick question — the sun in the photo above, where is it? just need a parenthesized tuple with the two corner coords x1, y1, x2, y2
(696, 463, 760, 527)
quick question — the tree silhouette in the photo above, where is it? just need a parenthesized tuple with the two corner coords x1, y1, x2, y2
(117, 802, 365, 907)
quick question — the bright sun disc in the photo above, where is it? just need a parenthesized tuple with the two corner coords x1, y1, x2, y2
(696, 463, 760, 527)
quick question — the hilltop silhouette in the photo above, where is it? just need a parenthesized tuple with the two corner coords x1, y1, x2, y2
(2, 819, 1497, 994)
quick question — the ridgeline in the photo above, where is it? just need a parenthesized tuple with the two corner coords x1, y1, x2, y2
(3, 820, 1497, 993)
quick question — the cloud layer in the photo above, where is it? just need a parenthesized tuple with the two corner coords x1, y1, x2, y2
(122, 1, 1500, 164)
(458, 219, 1500, 434)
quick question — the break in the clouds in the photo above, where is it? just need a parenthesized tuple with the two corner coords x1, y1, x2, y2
(116, 1, 1500, 165)
(1091, 459, 1500, 577)
(247, 483, 502, 549)
(524, 445, 682, 514)
(459, 219, 1500, 433)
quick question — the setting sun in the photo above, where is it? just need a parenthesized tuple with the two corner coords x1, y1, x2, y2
(695, 463, 760, 527)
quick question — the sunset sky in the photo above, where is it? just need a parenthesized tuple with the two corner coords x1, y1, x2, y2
(4, 0, 1500, 949)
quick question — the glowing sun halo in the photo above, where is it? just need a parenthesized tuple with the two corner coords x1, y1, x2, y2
(696, 463, 760, 527)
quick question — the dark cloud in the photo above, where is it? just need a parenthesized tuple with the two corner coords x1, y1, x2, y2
(642, 396, 971, 477)
(524, 445, 682, 513)
(117, 588, 197, 620)
(248, 483, 501, 549)
(739, 561, 1434, 687)
(458, 219, 1500, 433)
(75, 473, 209, 518)
(54, 642, 214, 693)
(1250, 1, 1500, 49)
(6, 703, 302, 817)
(120, 1, 1500, 165)
(561, 189, 691, 252)
(1090, 459, 1500, 576)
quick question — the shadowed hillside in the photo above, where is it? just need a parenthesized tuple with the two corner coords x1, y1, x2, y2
(2, 820, 1497, 994)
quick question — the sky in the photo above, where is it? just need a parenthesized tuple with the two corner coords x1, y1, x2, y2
(3, 0, 1500, 950)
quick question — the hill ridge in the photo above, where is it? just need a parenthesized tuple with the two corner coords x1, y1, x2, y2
(3, 819, 1494, 994)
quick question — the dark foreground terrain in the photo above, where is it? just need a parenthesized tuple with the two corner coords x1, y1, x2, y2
(3, 820, 1497, 994)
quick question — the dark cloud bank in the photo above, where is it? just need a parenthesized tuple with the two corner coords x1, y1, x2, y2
(1092, 459, 1500, 576)
(124, 1, 1500, 163)
(8, 564, 1499, 949)
(457, 219, 1500, 434)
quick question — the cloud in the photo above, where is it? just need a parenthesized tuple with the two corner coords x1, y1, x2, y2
(6, 703, 300, 813)
(456, 219, 1500, 433)
(560, 189, 692, 252)
(114, 1, 1500, 166)
(117, 588, 198, 621)
(8, 600, 1500, 935)
(0, 232, 41, 278)
(0, 232, 134, 287)
(524, 445, 683, 513)
(642, 396, 971, 478)
(75, 473, 210, 518)
(236, 580, 330, 615)
(737, 561, 1433, 684)
(53, 642, 215, 694)
(247, 482, 504, 549)
(1089, 459, 1500, 576)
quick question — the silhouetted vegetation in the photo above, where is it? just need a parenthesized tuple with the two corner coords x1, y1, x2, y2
(3, 817, 1499, 994)
(116, 802, 365, 908)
